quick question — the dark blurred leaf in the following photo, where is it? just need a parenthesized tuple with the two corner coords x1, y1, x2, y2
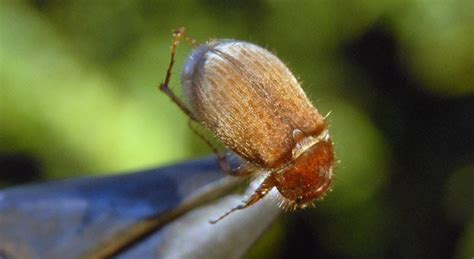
(0, 156, 280, 258)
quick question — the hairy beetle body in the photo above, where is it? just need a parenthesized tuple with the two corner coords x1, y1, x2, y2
(159, 29, 335, 222)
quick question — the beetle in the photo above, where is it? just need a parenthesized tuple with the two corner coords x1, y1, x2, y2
(159, 28, 335, 223)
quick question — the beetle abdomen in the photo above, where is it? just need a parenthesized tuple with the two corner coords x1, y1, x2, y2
(181, 40, 326, 168)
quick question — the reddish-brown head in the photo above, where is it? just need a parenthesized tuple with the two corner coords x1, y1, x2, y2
(272, 137, 334, 209)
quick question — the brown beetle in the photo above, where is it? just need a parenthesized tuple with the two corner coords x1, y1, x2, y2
(159, 28, 335, 223)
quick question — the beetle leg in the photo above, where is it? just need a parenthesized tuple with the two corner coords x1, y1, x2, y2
(159, 27, 198, 121)
(209, 175, 275, 224)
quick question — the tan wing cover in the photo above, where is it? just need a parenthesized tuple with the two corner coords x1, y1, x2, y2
(182, 41, 326, 168)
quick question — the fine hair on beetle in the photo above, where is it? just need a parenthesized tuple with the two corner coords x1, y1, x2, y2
(159, 27, 335, 223)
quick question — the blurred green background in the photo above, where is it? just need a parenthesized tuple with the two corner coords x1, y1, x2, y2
(1, 0, 473, 258)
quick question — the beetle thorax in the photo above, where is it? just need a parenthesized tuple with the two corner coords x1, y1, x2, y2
(272, 129, 334, 209)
